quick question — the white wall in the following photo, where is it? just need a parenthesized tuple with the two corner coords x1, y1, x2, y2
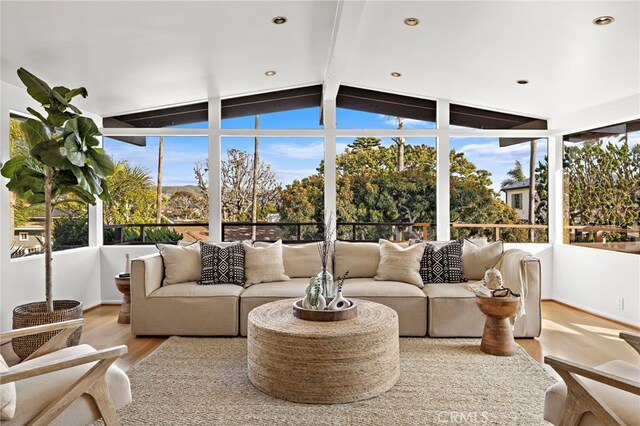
(553, 245, 640, 327)
(100, 246, 157, 303)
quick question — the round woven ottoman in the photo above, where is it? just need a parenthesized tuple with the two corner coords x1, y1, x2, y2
(247, 299, 400, 404)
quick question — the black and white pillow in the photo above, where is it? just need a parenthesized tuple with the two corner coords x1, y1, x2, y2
(199, 241, 245, 286)
(420, 238, 465, 284)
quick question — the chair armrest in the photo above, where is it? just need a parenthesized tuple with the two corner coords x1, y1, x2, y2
(620, 332, 640, 355)
(0, 345, 127, 384)
(545, 355, 640, 395)
(0, 319, 84, 344)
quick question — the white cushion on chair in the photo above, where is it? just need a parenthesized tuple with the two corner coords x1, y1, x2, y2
(544, 360, 640, 425)
(0, 354, 17, 420)
(3, 344, 131, 426)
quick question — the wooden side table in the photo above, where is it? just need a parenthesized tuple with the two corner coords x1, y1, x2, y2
(475, 295, 520, 356)
(114, 275, 131, 324)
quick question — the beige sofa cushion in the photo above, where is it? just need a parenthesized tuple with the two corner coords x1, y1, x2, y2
(462, 239, 503, 280)
(334, 241, 380, 278)
(0, 355, 16, 420)
(150, 282, 244, 298)
(342, 278, 427, 298)
(157, 243, 201, 285)
(375, 239, 425, 288)
(282, 243, 331, 278)
(243, 240, 290, 286)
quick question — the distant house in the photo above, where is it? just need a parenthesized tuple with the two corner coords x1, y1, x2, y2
(500, 179, 537, 222)
(12, 225, 44, 255)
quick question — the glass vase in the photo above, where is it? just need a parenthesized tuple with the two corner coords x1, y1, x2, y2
(316, 270, 335, 306)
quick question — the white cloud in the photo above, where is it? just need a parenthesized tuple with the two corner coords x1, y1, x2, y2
(265, 140, 349, 160)
(274, 168, 318, 184)
(379, 115, 435, 129)
(458, 141, 531, 157)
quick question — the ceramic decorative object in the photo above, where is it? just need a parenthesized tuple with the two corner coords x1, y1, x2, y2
(327, 291, 350, 311)
(124, 253, 131, 274)
(483, 266, 504, 290)
(302, 276, 326, 310)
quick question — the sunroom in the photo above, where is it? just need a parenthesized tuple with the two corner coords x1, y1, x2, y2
(0, 1, 638, 425)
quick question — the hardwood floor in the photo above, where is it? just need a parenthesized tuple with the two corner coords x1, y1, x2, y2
(2, 301, 638, 371)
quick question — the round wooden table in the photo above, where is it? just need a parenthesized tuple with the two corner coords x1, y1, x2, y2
(114, 275, 131, 324)
(247, 299, 400, 404)
(475, 295, 520, 356)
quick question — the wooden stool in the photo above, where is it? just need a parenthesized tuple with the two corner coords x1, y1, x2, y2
(476, 295, 520, 356)
(114, 275, 131, 324)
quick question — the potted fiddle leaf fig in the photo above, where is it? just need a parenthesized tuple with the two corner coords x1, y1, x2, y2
(1, 68, 114, 360)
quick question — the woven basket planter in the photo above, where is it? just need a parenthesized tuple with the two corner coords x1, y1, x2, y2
(12, 300, 83, 360)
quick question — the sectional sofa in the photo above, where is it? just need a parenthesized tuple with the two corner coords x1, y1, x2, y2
(130, 240, 541, 338)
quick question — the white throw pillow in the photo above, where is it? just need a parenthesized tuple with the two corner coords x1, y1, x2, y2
(157, 242, 201, 285)
(243, 240, 290, 286)
(462, 239, 504, 280)
(374, 239, 426, 288)
(0, 355, 16, 420)
(334, 241, 380, 278)
(281, 243, 332, 278)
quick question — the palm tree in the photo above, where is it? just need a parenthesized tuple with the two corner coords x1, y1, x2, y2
(156, 136, 164, 224)
(501, 160, 527, 188)
(251, 115, 260, 240)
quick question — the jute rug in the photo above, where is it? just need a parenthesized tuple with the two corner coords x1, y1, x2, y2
(107, 337, 556, 425)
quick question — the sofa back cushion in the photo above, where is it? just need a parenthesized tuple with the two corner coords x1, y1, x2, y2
(462, 239, 503, 280)
(334, 241, 380, 278)
(243, 240, 290, 286)
(0, 354, 16, 420)
(375, 239, 425, 288)
(281, 243, 331, 278)
(157, 242, 201, 285)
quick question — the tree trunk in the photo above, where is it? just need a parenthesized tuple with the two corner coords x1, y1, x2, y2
(529, 140, 537, 242)
(394, 117, 405, 172)
(44, 166, 53, 312)
(251, 115, 260, 240)
(156, 136, 164, 224)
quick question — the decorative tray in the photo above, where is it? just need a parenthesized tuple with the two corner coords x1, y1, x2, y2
(292, 299, 358, 322)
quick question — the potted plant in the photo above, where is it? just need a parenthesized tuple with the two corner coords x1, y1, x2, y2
(1, 68, 114, 360)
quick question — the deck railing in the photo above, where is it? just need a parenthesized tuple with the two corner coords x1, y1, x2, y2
(102, 221, 639, 249)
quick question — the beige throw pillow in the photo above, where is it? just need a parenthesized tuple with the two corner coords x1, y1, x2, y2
(0, 355, 16, 420)
(282, 243, 332, 278)
(374, 239, 426, 288)
(462, 239, 503, 280)
(243, 240, 290, 286)
(157, 243, 201, 285)
(334, 241, 380, 278)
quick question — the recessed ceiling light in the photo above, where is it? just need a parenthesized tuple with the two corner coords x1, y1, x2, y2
(404, 17, 420, 26)
(265, 70, 277, 77)
(516, 79, 529, 85)
(391, 72, 402, 78)
(593, 16, 614, 25)
(272, 16, 287, 25)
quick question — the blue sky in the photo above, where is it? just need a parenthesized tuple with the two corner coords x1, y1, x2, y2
(103, 107, 548, 193)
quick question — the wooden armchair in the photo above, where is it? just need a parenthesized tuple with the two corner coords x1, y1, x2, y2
(544, 332, 640, 426)
(0, 319, 131, 426)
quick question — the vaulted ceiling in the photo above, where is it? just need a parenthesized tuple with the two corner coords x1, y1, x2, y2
(1, 1, 638, 120)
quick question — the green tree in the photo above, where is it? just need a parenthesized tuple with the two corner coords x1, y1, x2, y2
(501, 160, 527, 188)
(103, 161, 157, 224)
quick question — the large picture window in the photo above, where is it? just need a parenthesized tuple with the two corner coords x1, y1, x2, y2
(450, 137, 548, 242)
(563, 120, 640, 254)
(102, 129, 209, 245)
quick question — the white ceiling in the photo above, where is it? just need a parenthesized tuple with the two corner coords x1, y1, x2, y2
(1, 1, 639, 120)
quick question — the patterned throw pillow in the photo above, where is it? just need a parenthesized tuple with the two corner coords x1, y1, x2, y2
(199, 241, 245, 286)
(420, 238, 465, 284)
